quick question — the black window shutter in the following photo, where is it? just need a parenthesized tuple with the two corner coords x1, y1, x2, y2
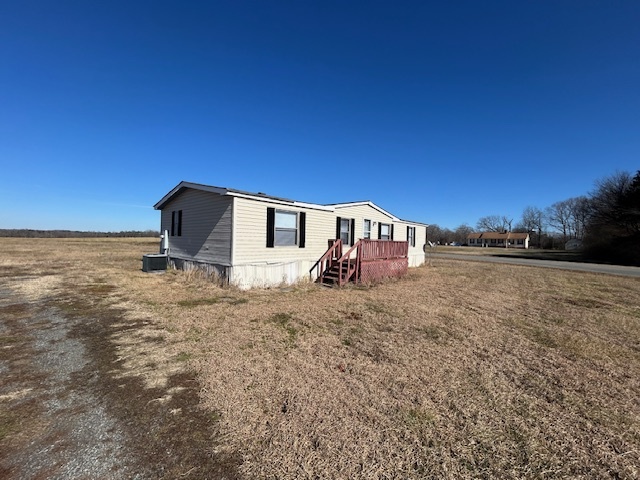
(171, 211, 176, 236)
(378, 222, 382, 240)
(336, 217, 341, 241)
(350, 218, 355, 246)
(391, 224, 394, 240)
(177, 210, 182, 236)
(298, 212, 306, 248)
(407, 226, 410, 243)
(266, 207, 275, 248)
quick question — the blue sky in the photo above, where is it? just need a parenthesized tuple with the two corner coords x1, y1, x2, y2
(1, 1, 638, 231)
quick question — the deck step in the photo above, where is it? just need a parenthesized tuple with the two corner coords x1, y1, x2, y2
(319, 262, 357, 287)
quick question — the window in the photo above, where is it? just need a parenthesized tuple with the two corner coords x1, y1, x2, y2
(379, 223, 391, 241)
(491, 238, 497, 244)
(407, 226, 416, 247)
(336, 217, 355, 246)
(171, 210, 182, 236)
(275, 210, 297, 246)
(266, 208, 306, 248)
(363, 219, 371, 239)
(469, 238, 475, 244)
(340, 218, 351, 244)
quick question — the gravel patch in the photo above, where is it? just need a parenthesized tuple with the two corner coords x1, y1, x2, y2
(0, 289, 144, 479)
(1, 271, 238, 480)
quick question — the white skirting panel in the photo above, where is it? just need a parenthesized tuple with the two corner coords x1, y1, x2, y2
(408, 253, 426, 267)
(171, 257, 424, 290)
(230, 261, 319, 289)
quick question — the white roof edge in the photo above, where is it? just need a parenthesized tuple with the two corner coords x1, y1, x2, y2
(230, 192, 334, 211)
(333, 201, 428, 226)
(154, 181, 336, 212)
(332, 201, 401, 221)
(292, 201, 335, 211)
(331, 201, 370, 207)
(398, 219, 430, 227)
(155, 182, 425, 220)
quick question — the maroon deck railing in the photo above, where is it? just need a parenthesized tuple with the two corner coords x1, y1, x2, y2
(358, 239, 409, 284)
(358, 239, 408, 261)
(336, 241, 361, 286)
(311, 239, 343, 281)
(314, 239, 410, 286)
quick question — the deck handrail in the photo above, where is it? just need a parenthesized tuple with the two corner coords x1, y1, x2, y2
(336, 239, 363, 286)
(359, 239, 408, 261)
(310, 239, 343, 280)
(313, 239, 410, 286)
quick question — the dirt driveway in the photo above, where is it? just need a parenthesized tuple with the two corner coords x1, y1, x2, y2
(0, 272, 239, 479)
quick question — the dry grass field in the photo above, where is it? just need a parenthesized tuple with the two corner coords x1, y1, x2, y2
(1, 238, 639, 479)
(430, 245, 584, 261)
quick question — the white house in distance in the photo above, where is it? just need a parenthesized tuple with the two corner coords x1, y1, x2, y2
(153, 181, 428, 289)
(467, 232, 530, 249)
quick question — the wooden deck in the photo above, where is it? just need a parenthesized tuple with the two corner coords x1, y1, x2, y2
(312, 239, 409, 287)
(358, 239, 408, 284)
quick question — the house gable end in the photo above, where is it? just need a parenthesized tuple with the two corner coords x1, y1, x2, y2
(154, 181, 228, 210)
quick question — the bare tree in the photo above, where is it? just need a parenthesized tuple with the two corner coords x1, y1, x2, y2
(546, 197, 591, 243)
(568, 196, 590, 240)
(545, 200, 573, 243)
(476, 215, 512, 232)
(453, 224, 473, 244)
(518, 206, 543, 232)
(427, 224, 453, 245)
(516, 206, 544, 247)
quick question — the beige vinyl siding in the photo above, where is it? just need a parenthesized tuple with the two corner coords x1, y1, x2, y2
(393, 221, 426, 246)
(232, 197, 335, 265)
(160, 189, 232, 265)
(333, 204, 395, 241)
(335, 204, 426, 267)
(394, 221, 427, 266)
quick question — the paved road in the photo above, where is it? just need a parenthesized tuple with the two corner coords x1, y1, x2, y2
(430, 253, 640, 278)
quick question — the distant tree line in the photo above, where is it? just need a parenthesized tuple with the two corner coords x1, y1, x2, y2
(427, 224, 474, 246)
(0, 229, 160, 238)
(428, 169, 640, 265)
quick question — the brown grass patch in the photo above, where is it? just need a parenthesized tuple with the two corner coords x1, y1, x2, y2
(1, 238, 639, 479)
(0, 238, 239, 478)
